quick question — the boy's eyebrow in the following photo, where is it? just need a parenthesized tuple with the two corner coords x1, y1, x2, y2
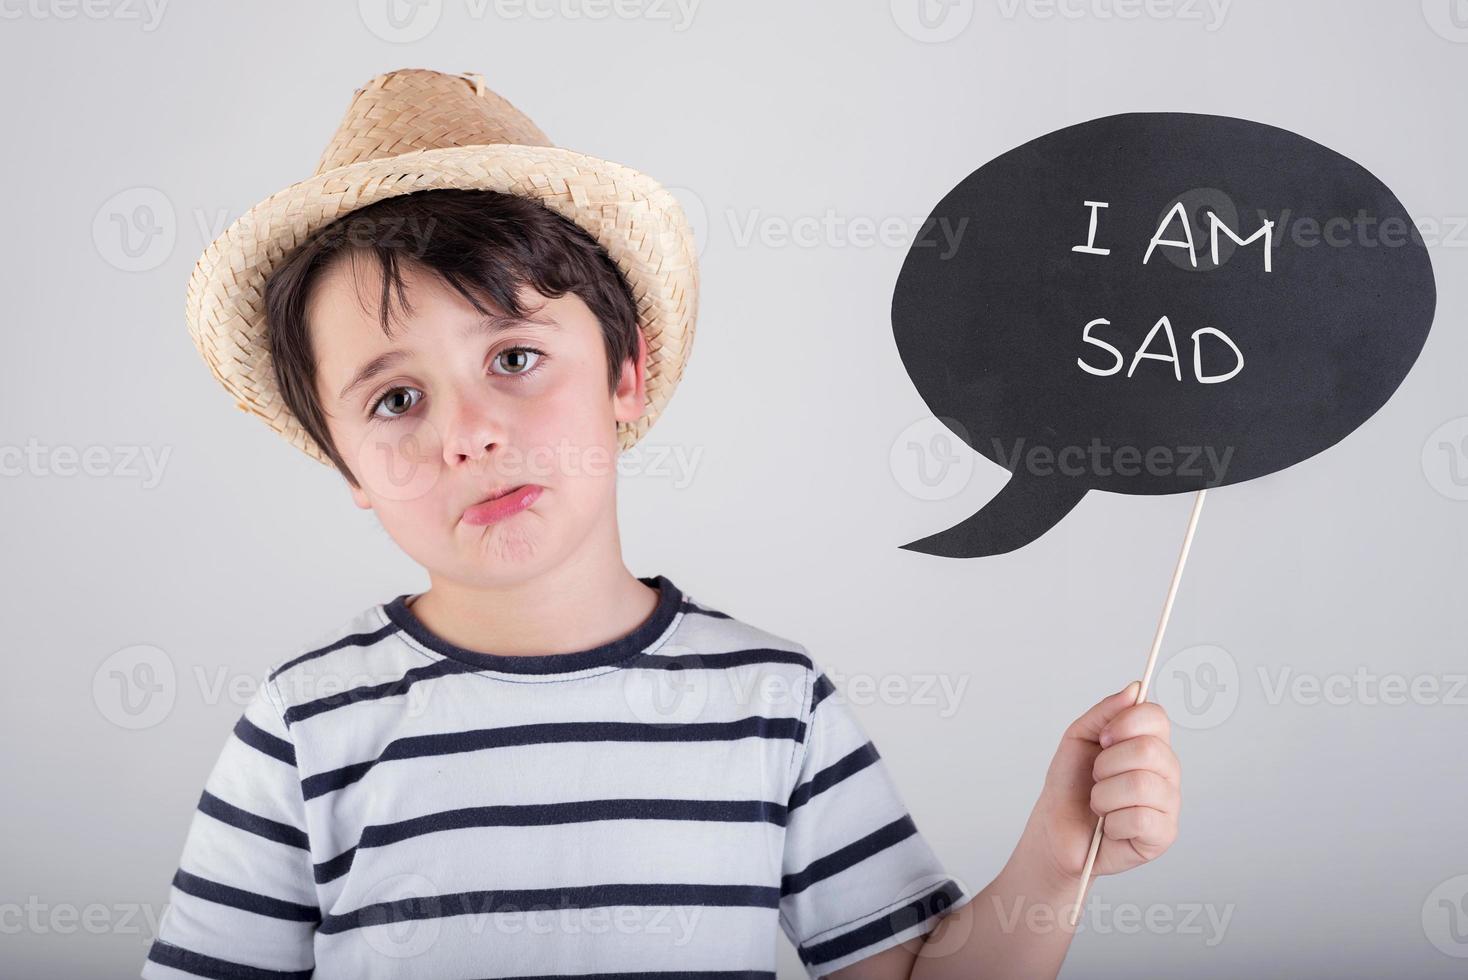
(337, 312, 560, 402)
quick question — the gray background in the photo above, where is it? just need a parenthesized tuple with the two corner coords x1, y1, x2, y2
(2, 1, 1465, 976)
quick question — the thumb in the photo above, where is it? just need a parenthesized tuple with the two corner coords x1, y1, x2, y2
(1065, 680, 1142, 744)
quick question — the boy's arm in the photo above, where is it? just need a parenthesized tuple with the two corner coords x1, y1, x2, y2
(142, 673, 320, 979)
(828, 681, 1181, 980)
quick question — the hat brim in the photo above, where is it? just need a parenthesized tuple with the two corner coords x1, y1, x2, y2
(186, 143, 698, 466)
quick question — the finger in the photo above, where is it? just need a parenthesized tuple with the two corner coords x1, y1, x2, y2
(1064, 680, 1143, 744)
(1090, 768, 1178, 818)
(1100, 805, 1175, 849)
(1092, 734, 1180, 785)
(1099, 701, 1171, 748)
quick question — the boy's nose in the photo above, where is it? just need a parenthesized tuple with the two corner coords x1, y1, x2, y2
(440, 389, 508, 467)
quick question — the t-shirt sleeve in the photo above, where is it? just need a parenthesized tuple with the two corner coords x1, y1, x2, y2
(142, 674, 319, 979)
(778, 658, 975, 978)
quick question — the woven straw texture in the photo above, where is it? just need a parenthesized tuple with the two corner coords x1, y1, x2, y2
(185, 68, 698, 466)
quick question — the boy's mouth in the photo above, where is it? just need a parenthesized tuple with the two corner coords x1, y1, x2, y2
(461, 485, 543, 526)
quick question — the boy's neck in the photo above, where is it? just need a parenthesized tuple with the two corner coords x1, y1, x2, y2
(404, 561, 660, 659)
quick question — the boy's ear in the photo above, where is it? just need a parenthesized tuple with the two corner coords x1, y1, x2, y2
(349, 480, 372, 510)
(612, 327, 649, 427)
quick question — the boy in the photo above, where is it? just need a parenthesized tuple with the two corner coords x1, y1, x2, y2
(145, 69, 1180, 979)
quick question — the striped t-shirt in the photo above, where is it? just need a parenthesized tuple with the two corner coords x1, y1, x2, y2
(142, 574, 972, 979)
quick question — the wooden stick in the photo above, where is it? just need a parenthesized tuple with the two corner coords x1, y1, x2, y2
(1067, 488, 1208, 928)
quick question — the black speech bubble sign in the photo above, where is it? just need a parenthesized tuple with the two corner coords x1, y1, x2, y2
(892, 112, 1436, 558)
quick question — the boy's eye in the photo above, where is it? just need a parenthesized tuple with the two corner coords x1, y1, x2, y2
(367, 347, 548, 421)
(370, 387, 421, 420)
(492, 347, 543, 376)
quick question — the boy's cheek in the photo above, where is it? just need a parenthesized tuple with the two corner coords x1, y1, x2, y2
(349, 418, 448, 505)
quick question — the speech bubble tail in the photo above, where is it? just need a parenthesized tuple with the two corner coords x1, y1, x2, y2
(900, 475, 1090, 558)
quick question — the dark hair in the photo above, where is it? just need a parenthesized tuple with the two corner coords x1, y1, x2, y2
(262, 188, 642, 488)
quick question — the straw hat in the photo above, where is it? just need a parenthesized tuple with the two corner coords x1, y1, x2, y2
(185, 67, 698, 466)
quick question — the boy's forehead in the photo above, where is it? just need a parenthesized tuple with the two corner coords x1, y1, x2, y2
(306, 255, 584, 403)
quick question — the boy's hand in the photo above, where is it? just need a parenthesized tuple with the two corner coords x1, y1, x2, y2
(1020, 680, 1181, 887)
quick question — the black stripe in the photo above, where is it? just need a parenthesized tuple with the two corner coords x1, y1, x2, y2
(198, 790, 309, 850)
(147, 939, 314, 980)
(232, 714, 295, 768)
(285, 648, 813, 728)
(681, 598, 733, 620)
(283, 657, 479, 727)
(171, 868, 320, 923)
(313, 846, 356, 885)
(314, 797, 788, 884)
(384, 574, 683, 675)
(319, 882, 780, 935)
(626, 648, 812, 672)
(811, 672, 835, 710)
(268, 622, 398, 682)
(302, 716, 804, 800)
(780, 815, 918, 896)
(788, 741, 880, 811)
(798, 878, 965, 968)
